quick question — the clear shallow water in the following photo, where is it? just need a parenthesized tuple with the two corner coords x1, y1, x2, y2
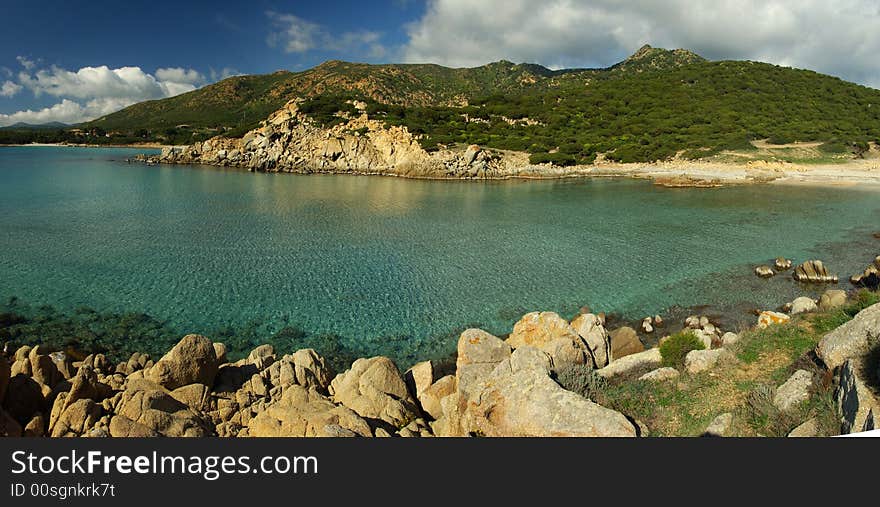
(1, 146, 879, 366)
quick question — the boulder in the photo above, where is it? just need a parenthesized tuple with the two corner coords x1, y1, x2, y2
(755, 265, 775, 278)
(23, 414, 46, 437)
(775, 257, 793, 270)
(596, 348, 662, 379)
(247, 385, 371, 437)
(793, 260, 838, 283)
(247, 344, 276, 371)
(455, 329, 511, 398)
(704, 413, 733, 437)
(170, 383, 213, 413)
(790, 297, 818, 315)
(609, 326, 644, 359)
(329, 356, 420, 429)
(684, 349, 732, 374)
(835, 359, 878, 434)
(506, 312, 580, 349)
(288, 349, 333, 391)
(639, 367, 680, 383)
(418, 375, 456, 420)
(541, 338, 590, 368)
(818, 290, 847, 312)
(51, 399, 102, 437)
(464, 368, 637, 437)
(145, 334, 219, 390)
(773, 370, 813, 412)
(212, 343, 228, 365)
(111, 379, 210, 437)
(29, 346, 61, 387)
(404, 361, 434, 400)
(569, 313, 611, 367)
(721, 332, 740, 347)
(757, 311, 791, 329)
(816, 302, 880, 370)
(787, 417, 820, 437)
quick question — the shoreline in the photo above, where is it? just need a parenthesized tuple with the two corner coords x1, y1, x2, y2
(5, 142, 880, 189)
(144, 153, 880, 189)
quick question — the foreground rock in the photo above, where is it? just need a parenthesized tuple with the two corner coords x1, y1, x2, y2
(685, 349, 732, 374)
(329, 357, 420, 430)
(773, 370, 813, 412)
(757, 311, 791, 329)
(597, 348, 662, 378)
(247, 385, 371, 437)
(817, 302, 880, 370)
(835, 360, 878, 434)
(145, 334, 219, 390)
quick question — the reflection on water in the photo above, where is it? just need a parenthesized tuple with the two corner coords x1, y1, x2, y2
(1, 146, 879, 365)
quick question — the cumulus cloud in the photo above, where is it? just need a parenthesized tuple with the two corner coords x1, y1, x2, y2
(0, 61, 207, 126)
(266, 11, 387, 59)
(403, 0, 880, 86)
(0, 81, 22, 97)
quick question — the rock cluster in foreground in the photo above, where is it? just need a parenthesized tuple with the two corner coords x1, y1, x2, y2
(2, 297, 879, 438)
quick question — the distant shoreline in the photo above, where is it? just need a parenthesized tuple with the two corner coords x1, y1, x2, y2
(5, 142, 880, 188)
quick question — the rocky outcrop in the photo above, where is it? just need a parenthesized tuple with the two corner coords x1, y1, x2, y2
(790, 297, 818, 315)
(596, 348, 662, 378)
(145, 334, 219, 390)
(247, 385, 371, 437)
(850, 256, 880, 289)
(609, 326, 644, 359)
(570, 313, 612, 368)
(150, 100, 521, 180)
(757, 311, 791, 329)
(685, 349, 732, 374)
(816, 302, 880, 370)
(328, 356, 421, 429)
(818, 290, 847, 312)
(793, 260, 838, 283)
(773, 370, 813, 412)
(704, 413, 733, 437)
(835, 360, 877, 434)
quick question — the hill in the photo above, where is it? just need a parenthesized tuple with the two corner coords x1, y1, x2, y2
(6, 46, 880, 163)
(0, 121, 69, 130)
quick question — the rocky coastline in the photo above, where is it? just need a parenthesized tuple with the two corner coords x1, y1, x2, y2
(2, 274, 878, 438)
(136, 99, 880, 188)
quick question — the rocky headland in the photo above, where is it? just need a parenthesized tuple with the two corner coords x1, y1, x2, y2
(139, 99, 880, 187)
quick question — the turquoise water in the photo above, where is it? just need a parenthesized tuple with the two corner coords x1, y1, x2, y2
(1, 146, 879, 366)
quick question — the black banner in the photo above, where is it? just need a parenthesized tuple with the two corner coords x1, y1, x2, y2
(2, 437, 878, 505)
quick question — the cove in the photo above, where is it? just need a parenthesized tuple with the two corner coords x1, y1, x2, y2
(1, 146, 879, 367)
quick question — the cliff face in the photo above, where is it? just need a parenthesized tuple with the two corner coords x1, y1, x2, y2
(156, 100, 524, 179)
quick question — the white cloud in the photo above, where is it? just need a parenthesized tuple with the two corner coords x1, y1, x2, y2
(16, 56, 37, 71)
(0, 81, 22, 98)
(403, 0, 880, 87)
(266, 11, 387, 59)
(209, 67, 242, 82)
(0, 63, 208, 126)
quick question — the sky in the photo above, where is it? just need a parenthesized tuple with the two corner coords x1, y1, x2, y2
(2, 0, 880, 126)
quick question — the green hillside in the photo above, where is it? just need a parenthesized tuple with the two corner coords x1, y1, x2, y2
(5, 45, 880, 163)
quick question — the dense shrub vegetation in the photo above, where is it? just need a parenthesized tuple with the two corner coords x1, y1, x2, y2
(659, 331, 705, 367)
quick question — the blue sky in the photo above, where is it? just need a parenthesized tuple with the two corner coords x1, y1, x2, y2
(3, 0, 880, 125)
